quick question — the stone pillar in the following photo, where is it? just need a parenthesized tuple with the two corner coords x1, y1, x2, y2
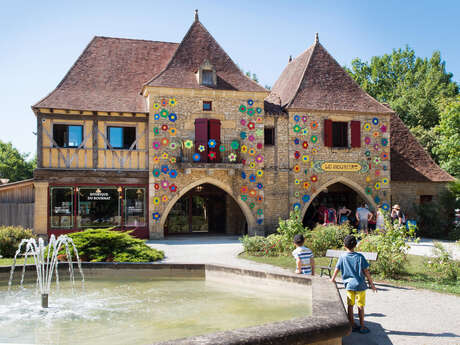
(33, 181, 49, 239)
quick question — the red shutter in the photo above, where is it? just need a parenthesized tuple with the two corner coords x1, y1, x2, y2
(208, 119, 221, 162)
(350, 121, 361, 148)
(324, 119, 333, 147)
(195, 119, 208, 162)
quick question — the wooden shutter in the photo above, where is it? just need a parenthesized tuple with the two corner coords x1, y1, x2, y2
(195, 119, 208, 162)
(324, 119, 333, 147)
(350, 121, 361, 148)
(208, 119, 221, 162)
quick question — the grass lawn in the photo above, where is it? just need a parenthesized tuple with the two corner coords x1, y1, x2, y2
(239, 253, 460, 295)
(0, 258, 25, 266)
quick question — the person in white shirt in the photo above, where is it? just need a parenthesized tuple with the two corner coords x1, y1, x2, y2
(356, 203, 373, 234)
(292, 234, 315, 275)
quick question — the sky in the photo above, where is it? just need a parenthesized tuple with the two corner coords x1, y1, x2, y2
(1, 0, 459, 157)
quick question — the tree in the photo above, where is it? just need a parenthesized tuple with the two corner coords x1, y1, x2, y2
(0, 141, 36, 182)
(346, 46, 458, 129)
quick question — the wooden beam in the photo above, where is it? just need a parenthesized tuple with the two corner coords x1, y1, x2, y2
(37, 115, 43, 168)
(38, 113, 148, 123)
(93, 118, 98, 169)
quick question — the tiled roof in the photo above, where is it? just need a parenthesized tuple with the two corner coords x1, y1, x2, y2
(266, 39, 393, 114)
(390, 114, 455, 182)
(145, 20, 266, 92)
(33, 37, 178, 113)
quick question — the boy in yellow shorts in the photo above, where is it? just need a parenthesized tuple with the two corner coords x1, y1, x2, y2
(331, 235, 377, 334)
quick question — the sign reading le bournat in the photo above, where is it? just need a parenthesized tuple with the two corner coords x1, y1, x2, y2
(321, 162, 362, 172)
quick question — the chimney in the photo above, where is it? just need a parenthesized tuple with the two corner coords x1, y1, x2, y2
(194, 9, 199, 22)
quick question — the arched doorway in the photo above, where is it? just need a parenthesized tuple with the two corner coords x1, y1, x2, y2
(165, 183, 247, 235)
(302, 182, 371, 228)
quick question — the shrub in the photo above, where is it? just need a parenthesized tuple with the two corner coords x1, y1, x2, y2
(240, 235, 269, 256)
(0, 226, 35, 257)
(425, 242, 459, 282)
(310, 223, 353, 256)
(64, 228, 164, 262)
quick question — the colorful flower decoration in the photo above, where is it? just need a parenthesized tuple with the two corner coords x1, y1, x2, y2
(208, 139, 217, 148)
(382, 203, 390, 211)
(311, 175, 318, 182)
(249, 161, 256, 169)
(310, 121, 318, 130)
(365, 150, 371, 157)
(256, 209, 263, 216)
(247, 99, 254, 106)
(154, 114, 160, 120)
(382, 178, 389, 185)
(241, 159, 246, 165)
(294, 138, 300, 145)
(193, 153, 200, 162)
(293, 115, 300, 122)
(257, 219, 263, 225)
(169, 98, 176, 106)
(168, 113, 177, 122)
(162, 195, 168, 203)
(208, 151, 217, 161)
(153, 197, 160, 205)
(169, 184, 177, 193)
(375, 169, 381, 176)
(160, 109, 169, 118)
(198, 145, 206, 152)
(229, 140, 239, 150)
(302, 155, 310, 163)
(311, 148, 318, 154)
(293, 124, 301, 133)
(240, 119, 247, 126)
(257, 195, 263, 203)
(381, 138, 388, 147)
(247, 108, 255, 116)
(239, 105, 247, 113)
(373, 131, 380, 138)
(380, 125, 387, 133)
(153, 127, 159, 135)
(372, 117, 379, 126)
(374, 144, 380, 151)
(365, 187, 372, 195)
(153, 169, 160, 177)
(381, 152, 389, 160)
(294, 191, 300, 198)
(302, 195, 310, 203)
(363, 123, 371, 131)
(153, 103, 160, 110)
(153, 156, 159, 163)
(302, 116, 308, 123)
(256, 117, 263, 123)
(161, 99, 168, 106)
(364, 137, 371, 145)
(257, 183, 263, 190)
(302, 141, 309, 149)
(161, 138, 169, 146)
(228, 153, 237, 162)
(154, 183, 160, 190)
(184, 140, 193, 149)
(152, 212, 161, 221)
(374, 196, 380, 204)
(374, 182, 381, 190)
(256, 154, 264, 163)
(247, 122, 255, 130)
(293, 203, 301, 211)
(169, 157, 176, 164)
(153, 141, 161, 150)
(302, 128, 309, 136)
(240, 186, 249, 194)
(248, 135, 255, 142)
(304, 169, 308, 175)
(219, 144, 226, 152)
(365, 176, 371, 183)
(169, 127, 177, 136)
(162, 152, 169, 160)
(293, 165, 300, 173)
(256, 169, 264, 177)
(249, 174, 256, 182)
(293, 151, 300, 159)
(373, 156, 381, 165)
(169, 169, 177, 179)
(161, 180, 169, 189)
(294, 179, 300, 185)
(248, 148, 256, 156)
(169, 142, 178, 150)
(255, 128, 263, 137)
(249, 202, 255, 209)
(241, 171, 246, 179)
(241, 195, 248, 201)
(256, 107, 262, 114)
(240, 131, 247, 140)
(304, 182, 311, 190)
(311, 135, 318, 143)
(241, 145, 248, 153)
(249, 189, 257, 197)
(161, 165, 169, 174)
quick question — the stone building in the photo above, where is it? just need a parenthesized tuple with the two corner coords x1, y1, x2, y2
(7, 12, 452, 239)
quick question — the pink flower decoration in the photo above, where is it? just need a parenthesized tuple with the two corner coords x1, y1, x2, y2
(364, 137, 371, 145)
(375, 169, 381, 176)
(153, 141, 161, 150)
(302, 116, 307, 122)
(256, 143, 263, 150)
(374, 144, 380, 151)
(380, 125, 387, 133)
(161, 180, 169, 189)
(248, 135, 255, 142)
(240, 119, 246, 126)
(256, 154, 264, 163)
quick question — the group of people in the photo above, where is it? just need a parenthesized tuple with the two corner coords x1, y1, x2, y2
(316, 203, 406, 234)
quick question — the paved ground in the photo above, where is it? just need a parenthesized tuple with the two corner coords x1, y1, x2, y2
(147, 236, 460, 345)
(407, 238, 460, 261)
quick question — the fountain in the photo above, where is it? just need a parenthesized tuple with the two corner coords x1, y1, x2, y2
(8, 234, 84, 308)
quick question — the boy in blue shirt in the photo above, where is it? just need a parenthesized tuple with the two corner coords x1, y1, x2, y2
(331, 235, 377, 334)
(292, 234, 315, 275)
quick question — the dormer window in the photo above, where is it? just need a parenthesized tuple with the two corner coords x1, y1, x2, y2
(196, 60, 216, 87)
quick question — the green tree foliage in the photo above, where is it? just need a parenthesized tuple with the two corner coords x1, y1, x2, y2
(0, 226, 35, 257)
(347, 46, 458, 129)
(0, 140, 36, 182)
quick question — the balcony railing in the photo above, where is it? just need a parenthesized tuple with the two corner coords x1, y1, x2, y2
(179, 140, 242, 164)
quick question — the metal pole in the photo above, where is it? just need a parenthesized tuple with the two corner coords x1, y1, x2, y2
(41, 293, 48, 308)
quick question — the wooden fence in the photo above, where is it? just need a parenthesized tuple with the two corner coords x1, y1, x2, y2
(0, 203, 34, 229)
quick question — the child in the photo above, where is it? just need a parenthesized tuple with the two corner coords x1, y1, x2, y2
(292, 234, 315, 275)
(331, 235, 377, 334)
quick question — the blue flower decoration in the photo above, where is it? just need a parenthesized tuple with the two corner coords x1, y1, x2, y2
(168, 113, 177, 122)
(256, 107, 262, 114)
(382, 203, 390, 211)
(241, 171, 246, 179)
(257, 183, 263, 189)
(240, 132, 247, 140)
(383, 165, 388, 171)
(247, 99, 254, 106)
(249, 174, 256, 182)
(374, 196, 380, 204)
(208, 139, 217, 148)
(372, 117, 379, 126)
(257, 219, 263, 225)
(293, 115, 300, 122)
(152, 212, 161, 220)
(161, 165, 169, 174)
(193, 153, 201, 162)
(154, 114, 160, 120)
(294, 138, 300, 145)
(302, 195, 310, 203)
(169, 169, 177, 178)
(293, 203, 301, 210)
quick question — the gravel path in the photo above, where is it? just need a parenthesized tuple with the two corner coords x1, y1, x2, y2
(147, 236, 460, 345)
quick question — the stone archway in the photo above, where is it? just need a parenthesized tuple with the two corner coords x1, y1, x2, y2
(159, 177, 256, 235)
(300, 176, 376, 221)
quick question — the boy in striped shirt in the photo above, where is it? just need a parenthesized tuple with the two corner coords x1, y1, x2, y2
(292, 234, 315, 275)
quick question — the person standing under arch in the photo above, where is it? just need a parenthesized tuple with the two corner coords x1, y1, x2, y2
(356, 203, 373, 234)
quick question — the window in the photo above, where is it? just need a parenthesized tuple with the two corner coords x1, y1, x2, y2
(77, 187, 121, 228)
(50, 187, 74, 228)
(53, 124, 83, 148)
(194, 119, 221, 162)
(264, 127, 275, 146)
(124, 188, 146, 226)
(332, 122, 348, 148)
(107, 126, 136, 149)
(420, 195, 433, 204)
(202, 70, 214, 86)
(203, 101, 212, 111)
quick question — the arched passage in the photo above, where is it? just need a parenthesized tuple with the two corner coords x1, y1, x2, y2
(301, 177, 376, 228)
(159, 178, 255, 236)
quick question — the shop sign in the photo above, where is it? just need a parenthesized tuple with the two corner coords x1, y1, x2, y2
(321, 162, 362, 172)
(87, 192, 111, 201)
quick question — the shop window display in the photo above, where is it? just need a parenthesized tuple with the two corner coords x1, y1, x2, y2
(50, 187, 73, 228)
(77, 187, 120, 228)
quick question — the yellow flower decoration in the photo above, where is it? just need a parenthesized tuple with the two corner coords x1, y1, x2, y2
(374, 182, 381, 190)
(153, 197, 160, 205)
(169, 127, 177, 136)
(249, 162, 256, 169)
(256, 117, 263, 123)
(294, 179, 300, 185)
(311, 148, 318, 154)
(169, 98, 177, 106)
(162, 152, 169, 160)
(365, 176, 371, 183)
(363, 123, 371, 131)
(302, 155, 310, 163)
(184, 140, 193, 149)
(162, 195, 168, 202)
(241, 145, 248, 153)
(382, 178, 389, 185)
(248, 148, 256, 156)
(153, 156, 160, 163)
(153, 103, 160, 110)
(256, 169, 264, 177)
(304, 181, 311, 190)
